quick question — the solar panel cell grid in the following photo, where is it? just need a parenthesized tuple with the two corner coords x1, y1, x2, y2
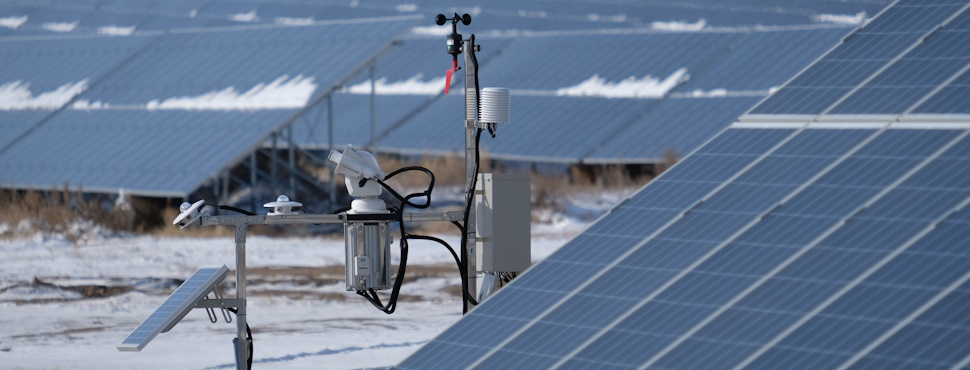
(471, 128, 873, 369)
(750, 0, 967, 115)
(559, 129, 959, 368)
(397, 128, 794, 369)
(830, 11, 970, 114)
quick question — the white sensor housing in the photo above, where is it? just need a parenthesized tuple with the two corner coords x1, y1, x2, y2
(173, 200, 206, 228)
(329, 145, 385, 198)
(264, 195, 302, 215)
(479, 87, 510, 124)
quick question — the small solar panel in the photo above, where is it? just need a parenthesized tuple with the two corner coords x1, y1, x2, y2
(117, 265, 229, 352)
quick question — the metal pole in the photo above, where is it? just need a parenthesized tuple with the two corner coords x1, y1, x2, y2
(463, 39, 478, 301)
(234, 225, 249, 369)
(249, 153, 257, 212)
(287, 126, 296, 197)
(271, 133, 278, 194)
(369, 64, 378, 155)
(328, 96, 337, 206)
(222, 171, 229, 205)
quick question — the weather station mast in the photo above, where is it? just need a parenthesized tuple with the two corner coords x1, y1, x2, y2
(116, 14, 530, 370)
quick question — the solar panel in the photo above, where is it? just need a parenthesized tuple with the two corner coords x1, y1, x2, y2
(829, 10, 970, 114)
(912, 67, 970, 114)
(584, 97, 763, 162)
(402, 1, 970, 366)
(750, 0, 968, 115)
(118, 265, 229, 352)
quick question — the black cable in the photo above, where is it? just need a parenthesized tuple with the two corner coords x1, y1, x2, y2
(355, 204, 408, 314)
(459, 128, 483, 312)
(226, 307, 253, 370)
(456, 39, 484, 312)
(331, 205, 351, 214)
(406, 234, 480, 303)
(206, 205, 257, 216)
(359, 166, 436, 209)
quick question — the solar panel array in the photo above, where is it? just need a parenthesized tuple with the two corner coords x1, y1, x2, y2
(750, 0, 970, 116)
(400, 0, 970, 368)
(0, 15, 417, 196)
(118, 265, 229, 352)
(0, 0, 892, 196)
(375, 26, 868, 162)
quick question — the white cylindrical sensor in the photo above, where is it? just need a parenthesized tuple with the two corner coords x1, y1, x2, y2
(479, 87, 510, 124)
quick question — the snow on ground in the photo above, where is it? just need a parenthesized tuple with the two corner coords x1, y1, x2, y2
(0, 190, 624, 369)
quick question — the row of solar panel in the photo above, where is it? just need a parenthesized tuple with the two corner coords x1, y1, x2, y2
(0, 17, 419, 196)
(752, 0, 970, 115)
(400, 125, 970, 369)
(295, 27, 852, 162)
(0, 0, 892, 38)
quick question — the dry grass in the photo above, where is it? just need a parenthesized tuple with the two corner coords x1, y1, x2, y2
(0, 151, 679, 241)
(0, 186, 143, 242)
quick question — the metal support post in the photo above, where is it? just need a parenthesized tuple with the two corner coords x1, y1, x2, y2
(249, 153, 257, 212)
(233, 225, 249, 370)
(287, 126, 296, 197)
(327, 95, 337, 206)
(271, 133, 278, 194)
(463, 38, 479, 301)
(369, 64, 378, 154)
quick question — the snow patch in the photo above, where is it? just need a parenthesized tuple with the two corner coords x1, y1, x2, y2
(410, 25, 451, 36)
(42, 21, 79, 32)
(72, 99, 107, 110)
(396, 4, 417, 12)
(0, 80, 89, 111)
(586, 13, 627, 22)
(146, 74, 317, 111)
(229, 10, 259, 22)
(688, 88, 728, 98)
(0, 15, 28, 29)
(556, 68, 689, 98)
(275, 17, 314, 25)
(814, 11, 866, 25)
(97, 25, 136, 36)
(343, 74, 446, 95)
(651, 19, 707, 31)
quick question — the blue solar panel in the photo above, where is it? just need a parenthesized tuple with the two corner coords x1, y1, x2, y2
(482, 33, 745, 91)
(678, 28, 853, 92)
(0, 111, 49, 151)
(0, 109, 293, 196)
(380, 95, 658, 161)
(289, 93, 433, 149)
(556, 129, 960, 369)
(830, 11, 970, 114)
(397, 128, 794, 369)
(750, 0, 966, 115)
(82, 18, 418, 105)
(118, 265, 228, 351)
(585, 97, 763, 162)
(913, 67, 970, 114)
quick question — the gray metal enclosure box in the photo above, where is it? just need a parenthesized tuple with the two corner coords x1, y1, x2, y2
(476, 173, 531, 272)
